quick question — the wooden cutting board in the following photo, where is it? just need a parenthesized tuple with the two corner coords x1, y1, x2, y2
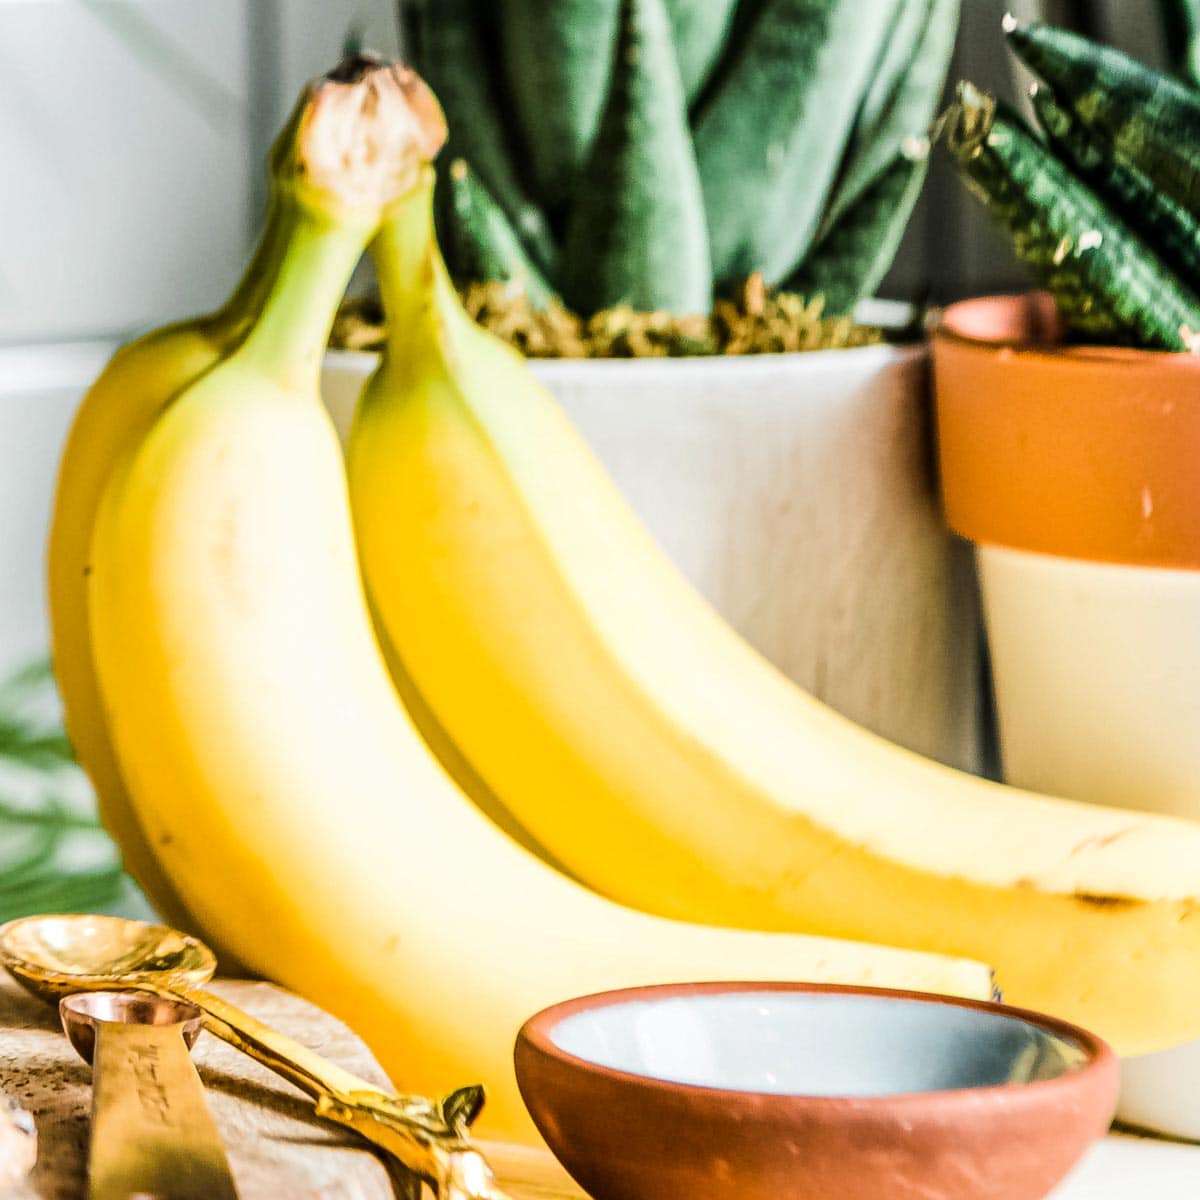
(0, 973, 582, 1199)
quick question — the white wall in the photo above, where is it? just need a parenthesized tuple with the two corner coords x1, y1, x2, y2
(0, 0, 399, 346)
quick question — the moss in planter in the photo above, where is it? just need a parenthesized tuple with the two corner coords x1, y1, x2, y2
(329, 274, 884, 359)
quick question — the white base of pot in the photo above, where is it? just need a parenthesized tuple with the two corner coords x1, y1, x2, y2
(325, 345, 982, 771)
(978, 544, 1200, 816)
(1120, 1043, 1200, 1144)
(978, 542, 1200, 1140)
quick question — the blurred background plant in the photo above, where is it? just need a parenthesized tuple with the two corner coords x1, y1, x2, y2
(0, 658, 136, 923)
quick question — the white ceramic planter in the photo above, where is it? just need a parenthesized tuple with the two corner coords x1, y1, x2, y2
(4, 339, 981, 772)
(7, 341, 1200, 1183)
(323, 344, 982, 772)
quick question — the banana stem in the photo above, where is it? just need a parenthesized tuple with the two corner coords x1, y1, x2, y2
(228, 55, 448, 389)
(372, 169, 464, 345)
(232, 201, 373, 390)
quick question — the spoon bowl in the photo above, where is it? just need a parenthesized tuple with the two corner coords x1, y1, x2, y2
(0, 914, 215, 1001)
(59, 989, 238, 1198)
(60, 990, 206, 1065)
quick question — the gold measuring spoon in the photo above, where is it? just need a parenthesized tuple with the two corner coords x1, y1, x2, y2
(61, 991, 238, 1200)
(1, 915, 508, 1200)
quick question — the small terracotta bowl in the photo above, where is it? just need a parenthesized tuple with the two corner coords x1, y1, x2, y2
(515, 982, 1118, 1200)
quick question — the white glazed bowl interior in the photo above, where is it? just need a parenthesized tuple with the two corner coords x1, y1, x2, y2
(549, 991, 1089, 1097)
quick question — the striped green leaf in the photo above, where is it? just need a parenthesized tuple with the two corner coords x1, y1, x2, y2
(789, 144, 930, 314)
(693, 0, 897, 285)
(949, 84, 1200, 350)
(1032, 83, 1200, 294)
(1007, 19, 1200, 213)
(562, 0, 712, 314)
(439, 161, 557, 309)
(415, 0, 557, 274)
(498, 0, 621, 212)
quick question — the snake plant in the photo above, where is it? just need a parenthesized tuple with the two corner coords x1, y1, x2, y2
(400, 0, 960, 317)
(947, 19, 1200, 352)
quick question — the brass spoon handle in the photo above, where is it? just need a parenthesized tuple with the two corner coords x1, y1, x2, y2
(137, 981, 507, 1197)
(90, 1021, 238, 1200)
(169, 981, 390, 1103)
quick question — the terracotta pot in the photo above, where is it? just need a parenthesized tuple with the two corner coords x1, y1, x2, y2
(515, 981, 1118, 1200)
(933, 293, 1200, 809)
(932, 292, 1200, 1140)
(933, 292, 1200, 569)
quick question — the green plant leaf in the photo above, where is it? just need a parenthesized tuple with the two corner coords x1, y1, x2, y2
(0, 658, 74, 769)
(693, 0, 898, 285)
(1006, 19, 1200, 213)
(663, 0, 739, 102)
(820, 0, 958, 232)
(787, 144, 929, 314)
(1159, 0, 1200, 87)
(0, 798, 57, 886)
(1031, 82, 1200, 294)
(0, 723, 74, 770)
(0, 657, 127, 922)
(0, 658, 59, 728)
(947, 84, 1200, 350)
(439, 160, 558, 309)
(561, 0, 712, 315)
(413, 0, 557, 275)
(0, 823, 124, 922)
(498, 0, 621, 212)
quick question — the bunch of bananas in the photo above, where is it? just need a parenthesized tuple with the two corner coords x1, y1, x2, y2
(48, 57, 1200, 1142)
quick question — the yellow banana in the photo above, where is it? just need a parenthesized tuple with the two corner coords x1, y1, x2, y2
(85, 74, 992, 1144)
(47, 215, 281, 935)
(349, 170, 1200, 1059)
(50, 57, 439, 937)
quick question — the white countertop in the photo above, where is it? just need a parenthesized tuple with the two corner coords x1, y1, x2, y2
(1054, 1133, 1199, 1196)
